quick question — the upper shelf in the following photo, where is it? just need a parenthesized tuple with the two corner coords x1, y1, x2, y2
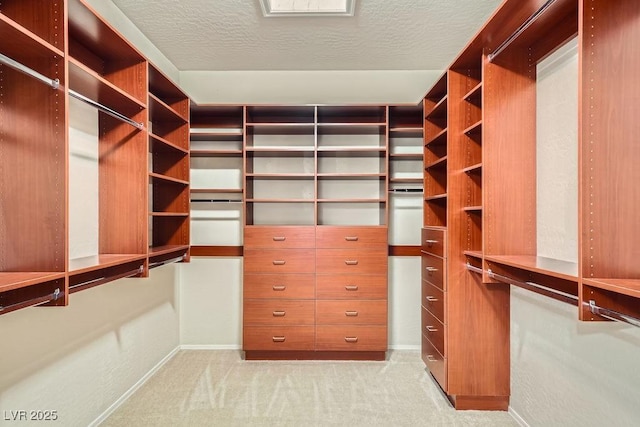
(0, 1, 65, 50)
(0, 272, 65, 294)
(484, 255, 579, 282)
(582, 279, 640, 300)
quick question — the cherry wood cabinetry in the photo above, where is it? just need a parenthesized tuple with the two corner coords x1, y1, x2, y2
(1, 0, 190, 315)
(421, 0, 640, 411)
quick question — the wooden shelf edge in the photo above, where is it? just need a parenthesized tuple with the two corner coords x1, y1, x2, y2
(149, 133, 188, 154)
(149, 172, 189, 186)
(484, 255, 579, 282)
(0, 15, 65, 57)
(149, 93, 188, 123)
(68, 254, 147, 277)
(191, 246, 244, 257)
(582, 278, 640, 299)
(0, 272, 66, 294)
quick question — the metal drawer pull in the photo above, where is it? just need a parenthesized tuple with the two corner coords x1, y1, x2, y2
(425, 267, 438, 273)
(272, 336, 286, 342)
(273, 236, 286, 241)
(345, 260, 359, 265)
(345, 236, 359, 241)
(272, 311, 286, 317)
(345, 285, 359, 291)
(272, 285, 287, 291)
(273, 260, 286, 265)
(425, 239, 438, 246)
(345, 311, 359, 317)
(344, 337, 359, 343)
(426, 355, 436, 362)
(426, 326, 438, 332)
(426, 296, 438, 302)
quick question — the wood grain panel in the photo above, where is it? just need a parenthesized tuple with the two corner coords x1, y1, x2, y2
(243, 300, 315, 325)
(316, 249, 387, 275)
(316, 325, 387, 351)
(421, 252, 445, 290)
(316, 300, 387, 325)
(243, 326, 314, 351)
(244, 274, 315, 299)
(244, 226, 315, 248)
(422, 307, 445, 356)
(315, 226, 387, 248)
(316, 274, 387, 299)
(244, 248, 315, 274)
(422, 281, 445, 323)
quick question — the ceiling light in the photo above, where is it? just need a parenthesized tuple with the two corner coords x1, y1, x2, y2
(259, 0, 356, 17)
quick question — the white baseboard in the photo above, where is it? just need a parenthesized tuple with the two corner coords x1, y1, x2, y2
(508, 406, 530, 427)
(180, 344, 242, 350)
(89, 346, 180, 427)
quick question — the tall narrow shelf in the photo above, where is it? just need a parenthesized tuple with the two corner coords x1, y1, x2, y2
(67, 0, 148, 288)
(148, 64, 190, 266)
(0, 2, 68, 309)
(190, 105, 245, 255)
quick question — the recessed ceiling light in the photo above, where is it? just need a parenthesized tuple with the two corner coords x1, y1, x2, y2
(259, 0, 356, 17)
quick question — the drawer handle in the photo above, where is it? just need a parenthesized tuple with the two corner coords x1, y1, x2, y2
(425, 239, 438, 246)
(425, 266, 438, 273)
(272, 311, 286, 317)
(344, 337, 359, 343)
(426, 325, 438, 332)
(345, 311, 359, 317)
(426, 355, 436, 362)
(272, 285, 287, 291)
(345, 236, 359, 241)
(273, 260, 286, 265)
(345, 260, 359, 265)
(426, 296, 439, 302)
(273, 236, 286, 241)
(272, 336, 286, 342)
(345, 285, 359, 291)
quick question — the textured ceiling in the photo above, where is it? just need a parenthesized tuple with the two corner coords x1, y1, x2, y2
(110, 0, 502, 71)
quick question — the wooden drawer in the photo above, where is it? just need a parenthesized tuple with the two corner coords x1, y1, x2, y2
(244, 300, 315, 325)
(244, 274, 315, 299)
(421, 252, 445, 290)
(316, 300, 387, 325)
(244, 226, 315, 249)
(317, 274, 387, 299)
(316, 325, 387, 351)
(422, 280, 445, 323)
(421, 227, 446, 258)
(244, 248, 315, 274)
(244, 326, 314, 351)
(316, 249, 387, 275)
(316, 226, 387, 249)
(422, 307, 445, 357)
(422, 333, 447, 390)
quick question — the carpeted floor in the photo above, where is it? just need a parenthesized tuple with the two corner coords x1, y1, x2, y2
(102, 350, 518, 426)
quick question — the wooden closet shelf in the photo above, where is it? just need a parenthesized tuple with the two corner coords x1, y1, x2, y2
(582, 279, 640, 299)
(462, 163, 483, 174)
(149, 244, 190, 258)
(68, 254, 147, 276)
(0, 15, 65, 60)
(150, 133, 189, 155)
(425, 95, 448, 119)
(463, 206, 483, 213)
(463, 82, 483, 103)
(463, 120, 483, 136)
(0, 272, 65, 293)
(149, 93, 188, 124)
(425, 156, 447, 170)
(390, 152, 423, 159)
(190, 130, 243, 142)
(484, 255, 579, 282)
(464, 250, 483, 260)
(149, 172, 189, 186)
(190, 149, 243, 157)
(150, 212, 189, 217)
(425, 194, 447, 202)
(425, 128, 447, 146)
(389, 127, 424, 136)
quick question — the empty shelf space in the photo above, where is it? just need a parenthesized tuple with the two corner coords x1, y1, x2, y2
(582, 278, 640, 299)
(390, 177, 423, 183)
(464, 250, 483, 260)
(0, 272, 65, 293)
(150, 133, 188, 155)
(68, 254, 147, 276)
(149, 172, 189, 186)
(425, 96, 447, 119)
(0, 15, 64, 60)
(149, 93, 187, 123)
(190, 128, 243, 141)
(463, 82, 483, 103)
(463, 120, 483, 136)
(462, 163, 483, 174)
(425, 128, 447, 146)
(425, 156, 448, 170)
(484, 255, 578, 282)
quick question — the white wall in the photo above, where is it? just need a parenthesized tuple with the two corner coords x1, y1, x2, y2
(0, 265, 179, 427)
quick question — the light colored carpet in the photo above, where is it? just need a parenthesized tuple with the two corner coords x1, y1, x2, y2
(101, 350, 518, 426)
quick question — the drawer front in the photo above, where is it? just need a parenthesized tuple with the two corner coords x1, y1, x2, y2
(422, 307, 445, 357)
(421, 227, 446, 258)
(244, 326, 315, 351)
(244, 248, 315, 274)
(316, 300, 387, 325)
(244, 300, 315, 325)
(316, 226, 387, 249)
(421, 252, 445, 290)
(244, 274, 315, 300)
(316, 249, 388, 275)
(316, 325, 387, 351)
(244, 226, 315, 249)
(422, 280, 445, 323)
(422, 333, 447, 390)
(316, 274, 387, 299)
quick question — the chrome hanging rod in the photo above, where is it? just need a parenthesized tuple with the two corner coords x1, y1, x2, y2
(149, 254, 187, 270)
(0, 288, 62, 313)
(487, 0, 558, 62)
(389, 188, 424, 193)
(466, 263, 484, 275)
(587, 300, 640, 328)
(0, 52, 60, 89)
(68, 89, 144, 130)
(487, 268, 578, 306)
(69, 266, 143, 292)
